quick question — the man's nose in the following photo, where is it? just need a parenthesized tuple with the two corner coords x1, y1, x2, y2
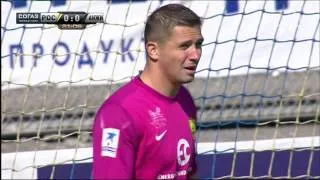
(188, 46, 201, 61)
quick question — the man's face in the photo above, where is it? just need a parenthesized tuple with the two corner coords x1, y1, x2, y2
(158, 25, 203, 85)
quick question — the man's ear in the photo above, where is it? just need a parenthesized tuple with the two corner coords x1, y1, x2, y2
(146, 41, 159, 60)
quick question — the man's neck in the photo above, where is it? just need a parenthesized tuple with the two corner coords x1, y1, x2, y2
(140, 67, 180, 98)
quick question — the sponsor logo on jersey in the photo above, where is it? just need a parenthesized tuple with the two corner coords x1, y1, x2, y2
(155, 130, 167, 141)
(177, 138, 191, 166)
(157, 169, 188, 179)
(101, 128, 120, 158)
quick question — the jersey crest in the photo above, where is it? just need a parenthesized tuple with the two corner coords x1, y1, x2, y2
(189, 118, 196, 138)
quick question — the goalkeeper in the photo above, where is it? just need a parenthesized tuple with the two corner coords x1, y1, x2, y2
(93, 3, 203, 179)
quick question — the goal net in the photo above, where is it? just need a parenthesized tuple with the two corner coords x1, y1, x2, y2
(1, 0, 319, 179)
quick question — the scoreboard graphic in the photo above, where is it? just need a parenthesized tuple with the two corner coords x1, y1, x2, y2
(16, 12, 104, 29)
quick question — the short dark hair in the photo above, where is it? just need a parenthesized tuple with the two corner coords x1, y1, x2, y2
(144, 4, 202, 45)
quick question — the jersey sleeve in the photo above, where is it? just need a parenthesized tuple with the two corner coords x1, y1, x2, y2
(93, 103, 138, 179)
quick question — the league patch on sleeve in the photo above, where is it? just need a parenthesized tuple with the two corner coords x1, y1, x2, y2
(101, 128, 120, 158)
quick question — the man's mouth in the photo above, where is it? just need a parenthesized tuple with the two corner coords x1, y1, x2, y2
(184, 66, 197, 71)
(184, 66, 197, 75)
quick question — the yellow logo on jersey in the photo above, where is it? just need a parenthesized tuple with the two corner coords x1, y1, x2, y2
(189, 118, 196, 137)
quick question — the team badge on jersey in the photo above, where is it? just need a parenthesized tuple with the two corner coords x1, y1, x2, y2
(189, 118, 196, 138)
(101, 128, 120, 158)
(177, 138, 191, 166)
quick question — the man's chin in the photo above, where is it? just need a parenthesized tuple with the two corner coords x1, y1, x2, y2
(180, 76, 195, 84)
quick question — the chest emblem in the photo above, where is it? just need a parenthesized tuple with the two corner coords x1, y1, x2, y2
(148, 106, 167, 130)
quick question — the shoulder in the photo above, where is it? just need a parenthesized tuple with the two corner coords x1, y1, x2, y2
(177, 85, 197, 117)
(95, 101, 142, 138)
(95, 82, 134, 121)
(96, 78, 147, 124)
(106, 81, 136, 104)
(180, 85, 192, 95)
(103, 78, 144, 109)
(178, 85, 194, 101)
(95, 102, 132, 127)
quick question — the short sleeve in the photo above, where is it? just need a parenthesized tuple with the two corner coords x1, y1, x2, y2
(93, 103, 138, 179)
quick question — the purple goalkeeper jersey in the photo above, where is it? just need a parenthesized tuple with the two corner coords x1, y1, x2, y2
(93, 76, 197, 179)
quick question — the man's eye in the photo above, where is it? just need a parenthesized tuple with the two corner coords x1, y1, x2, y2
(196, 42, 202, 48)
(180, 44, 190, 49)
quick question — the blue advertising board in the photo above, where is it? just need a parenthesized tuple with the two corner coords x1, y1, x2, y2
(38, 148, 320, 179)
